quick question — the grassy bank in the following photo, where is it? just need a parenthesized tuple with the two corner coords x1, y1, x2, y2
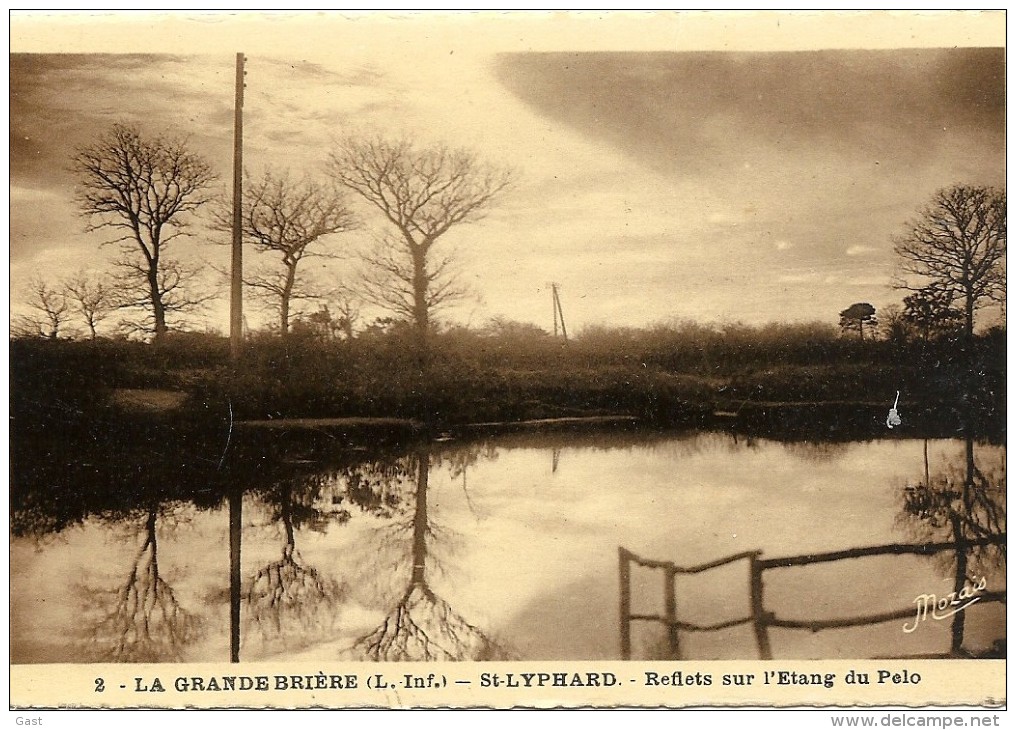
(9, 322, 1005, 439)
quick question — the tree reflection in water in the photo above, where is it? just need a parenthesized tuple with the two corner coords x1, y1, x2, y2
(244, 479, 345, 651)
(351, 447, 511, 661)
(898, 438, 1006, 656)
(80, 508, 201, 662)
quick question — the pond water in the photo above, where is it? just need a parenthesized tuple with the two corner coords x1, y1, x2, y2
(10, 429, 1005, 663)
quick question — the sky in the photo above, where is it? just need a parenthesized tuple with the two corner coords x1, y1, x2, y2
(8, 11, 1006, 335)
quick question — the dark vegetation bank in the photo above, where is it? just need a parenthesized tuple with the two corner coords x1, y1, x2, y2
(11, 319, 1005, 443)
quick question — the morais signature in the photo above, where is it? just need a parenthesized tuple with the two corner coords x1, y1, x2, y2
(902, 576, 988, 633)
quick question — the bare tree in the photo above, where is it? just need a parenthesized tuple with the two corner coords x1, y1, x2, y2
(244, 482, 343, 651)
(352, 450, 509, 661)
(330, 283, 361, 340)
(112, 256, 217, 337)
(898, 439, 1006, 655)
(356, 232, 467, 329)
(81, 510, 201, 662)
(72, 123, 216, 340)
(879, 304, 910, 344)
(216, 171, 358, 335)
(328, 137, 510, 343)
(894, 186, 1006, 339)
(16, 276, 70, 339)
(64, 271, 118, 339)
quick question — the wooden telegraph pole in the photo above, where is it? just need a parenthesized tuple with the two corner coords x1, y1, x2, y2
(550, 282, 568, 341)
(230, 52, 245, 359)
(551, 282, 559, 337)
(229, 53, 245, 663)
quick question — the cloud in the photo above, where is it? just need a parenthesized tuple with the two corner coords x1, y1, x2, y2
(9, 185, 84, 261)
(8, 45, 1005, 332)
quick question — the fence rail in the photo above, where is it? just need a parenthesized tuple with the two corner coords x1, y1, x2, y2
(619, 533, 1006, 660)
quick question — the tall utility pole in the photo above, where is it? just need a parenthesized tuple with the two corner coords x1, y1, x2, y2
(551, 282, 559, 337)
(230, 52, 245, 359)
(228, 52, 245, 664)
(551, 282, 568, 341)
(229, 482, 241, 662)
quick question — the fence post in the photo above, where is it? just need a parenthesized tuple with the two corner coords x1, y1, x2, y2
(663, 563, 680, 659)
(619, 547, 631, 660)
(749, 552, 772, 659)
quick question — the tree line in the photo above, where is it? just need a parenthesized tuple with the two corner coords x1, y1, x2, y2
(15, 123, 511, 344)
(15, 122, 1005, 348)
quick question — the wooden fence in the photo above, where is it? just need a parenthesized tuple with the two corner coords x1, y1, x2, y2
(619, 535, 1006, 660)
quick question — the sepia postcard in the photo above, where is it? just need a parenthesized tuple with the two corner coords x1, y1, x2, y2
(8, 10, 1006, 710)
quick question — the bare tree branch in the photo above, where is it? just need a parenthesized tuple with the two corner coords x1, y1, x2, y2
(212, 170, 358, 335)
(71, 123, 216, 340)
(328, 283, 362, 340)
(893, 186, 1006, 338)
(112, 256, 218, 336)
(244, 492, 343, 651)
(16, 276, 71, 339)
(63, 271, 119, 339)
(79, 511, 201, 662)
(329, 137, 510, 340)
(349, 450, 511, 661)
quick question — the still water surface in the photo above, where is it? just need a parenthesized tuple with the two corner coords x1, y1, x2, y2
(10, 430, 1005, 663)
